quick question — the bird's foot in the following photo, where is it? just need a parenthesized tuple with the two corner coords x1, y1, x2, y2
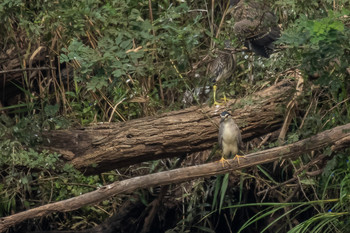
(214, 100, 224, 105)
(233, 154, 244, 165)
(213, 96, 228, 105)
(221, 96, 230, 103)
(213, 84, 224, 105)
(219, 157, 230, 167)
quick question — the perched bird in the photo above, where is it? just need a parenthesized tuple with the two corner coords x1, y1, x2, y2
(218, 111, 243, 166)
(207, 40, 236, 105)
(182, 86, 211, 107)
(228, 0, 280, 58)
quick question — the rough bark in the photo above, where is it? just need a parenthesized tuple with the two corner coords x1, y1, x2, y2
(2, 122, 350, 232)
(42, 79, 295, 174)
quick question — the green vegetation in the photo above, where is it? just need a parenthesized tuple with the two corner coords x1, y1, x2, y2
(0, 0, 350, 232)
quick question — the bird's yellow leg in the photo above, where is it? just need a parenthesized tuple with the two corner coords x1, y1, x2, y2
(219, 156, 230, 167)
(213, 84, 223, 105)
(222, 92, 228, 103)
(232, 154, 244, 165)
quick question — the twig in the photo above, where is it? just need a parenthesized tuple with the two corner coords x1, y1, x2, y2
(299, 97, 315, 129)
(278, 71, 304, 144)
(284, 185, 299, 203)
(188, 9, 208, 12)
(108, 97, 127, 123)
(210, 0, 214, 49)
(321, 97, 350, 120)
(257, 133, 271, 149)
(215, 1, 231, 39)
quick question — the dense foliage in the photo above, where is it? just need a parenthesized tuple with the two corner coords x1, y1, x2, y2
(0, 0, 350, 232)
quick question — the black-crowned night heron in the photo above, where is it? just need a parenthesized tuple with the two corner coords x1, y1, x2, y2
(228, 0, 280, 58)
(208, 41, 236, 105)
(218, 111, 243, 166)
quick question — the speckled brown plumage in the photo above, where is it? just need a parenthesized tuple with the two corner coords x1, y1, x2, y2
(208, 49, 236, 84)
(229, 0, 280, 57)
(207, 42, 236, 104)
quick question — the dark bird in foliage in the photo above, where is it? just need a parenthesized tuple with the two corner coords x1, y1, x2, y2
(228, 0, 280, 58)
(182, 86, 211, 107)
(218, 111, 243, 166)
(208, 41, 236, 105)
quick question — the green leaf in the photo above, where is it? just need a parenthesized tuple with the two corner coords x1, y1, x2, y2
(44, 104, 59, 117)
(21, 176, 28, 184)
(219, 173, 229, 213)
(120, 40, 131, 49)
(300, 178, 316, 185)
(112, 69, 125, 78)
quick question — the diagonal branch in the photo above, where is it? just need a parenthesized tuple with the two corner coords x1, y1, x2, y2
(2, 123, 350, 232)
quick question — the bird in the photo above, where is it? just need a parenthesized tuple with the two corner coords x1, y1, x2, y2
(207, 40, 236, 105)
(218, 111, 243, 166)
(182, 86, 211, 107)
(228, 0, 280, 58)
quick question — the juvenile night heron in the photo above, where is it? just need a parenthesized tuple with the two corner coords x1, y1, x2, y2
(218, 111, 243, 166)
(208, 41, 236, 105)
(229, 0, 280, 58)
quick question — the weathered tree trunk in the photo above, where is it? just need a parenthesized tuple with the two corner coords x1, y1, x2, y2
(42, 79, 295, 174)
(2, 123, 350, 232)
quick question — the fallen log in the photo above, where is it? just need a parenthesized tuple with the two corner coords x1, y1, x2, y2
(2, 123, 350, 232)
(42, 79, 295, 174)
